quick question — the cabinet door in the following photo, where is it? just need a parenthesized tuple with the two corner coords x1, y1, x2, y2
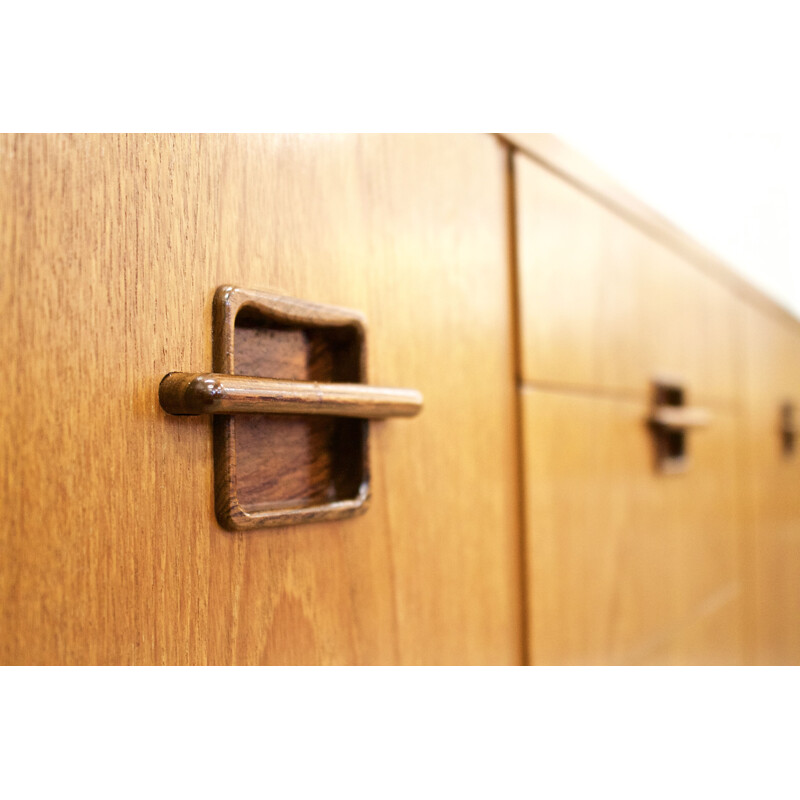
(741, 304, 800, 664)
(0, 134, 523, 665)
(523, 389, 744, 665)
(514, 155, 737, 404)
(514, 151, 745, 665)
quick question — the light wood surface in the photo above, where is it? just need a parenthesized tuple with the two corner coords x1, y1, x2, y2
(513, 145, 747, 665)
(514, 154, 738, 405)
(739, 303, 800, 664)
(4, 131, 799, 666)
(511, 137, 800, 665)
(522, 387, 744, 665)
(0, 133, 523, 665)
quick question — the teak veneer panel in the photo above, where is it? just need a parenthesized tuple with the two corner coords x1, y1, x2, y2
(514, 154, 738, 405)
(510, 135, 800, 666)
(0, 133, 523, 665)
(522, 388, 744, 665)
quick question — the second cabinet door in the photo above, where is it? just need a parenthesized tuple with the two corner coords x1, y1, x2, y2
(514, 150, 745, 665)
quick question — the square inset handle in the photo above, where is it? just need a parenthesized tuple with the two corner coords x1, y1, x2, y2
(159, 286, 422, 530)
(648, 377, 710, 474)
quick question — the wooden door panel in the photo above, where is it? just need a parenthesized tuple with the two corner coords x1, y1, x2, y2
(514, 155, 737, 405)
(523, 388, 744, 665)
(0, 134, 523, 665)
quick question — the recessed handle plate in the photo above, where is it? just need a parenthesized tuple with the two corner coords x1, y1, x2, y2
(648, 377, 710, 474)
(160, 286, 423, 530)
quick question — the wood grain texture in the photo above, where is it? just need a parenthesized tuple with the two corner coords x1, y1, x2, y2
(739, 303, 800, 664)
(514, 154, 738, 405)
(511, 137, 797, 666)
(0, 133, 523, 665)
(522, 388, 744, 665)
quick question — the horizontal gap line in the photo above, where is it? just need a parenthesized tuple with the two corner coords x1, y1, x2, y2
(519, 379, 740, 411)
(520, 380, 644, 403)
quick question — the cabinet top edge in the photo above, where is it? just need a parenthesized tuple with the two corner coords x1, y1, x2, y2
(496, 132, 799, 331)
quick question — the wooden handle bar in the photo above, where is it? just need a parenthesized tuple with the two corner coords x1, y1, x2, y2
(650, 405, 711, 430)
(159, 372, 423, 419)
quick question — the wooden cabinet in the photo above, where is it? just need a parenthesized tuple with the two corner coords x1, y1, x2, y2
(1, 133, 798, 665)
(0, 134, 523, 665)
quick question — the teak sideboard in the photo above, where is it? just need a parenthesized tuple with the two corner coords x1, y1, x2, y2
(1, 133, 797, 665)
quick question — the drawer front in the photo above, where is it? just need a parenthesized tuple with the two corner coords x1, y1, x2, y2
(523, 388, 744, 665)
(0, 133, 523, 665)
(514, 155, 737, 405)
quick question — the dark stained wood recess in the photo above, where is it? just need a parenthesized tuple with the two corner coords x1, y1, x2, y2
(218, 286, 370, 531)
